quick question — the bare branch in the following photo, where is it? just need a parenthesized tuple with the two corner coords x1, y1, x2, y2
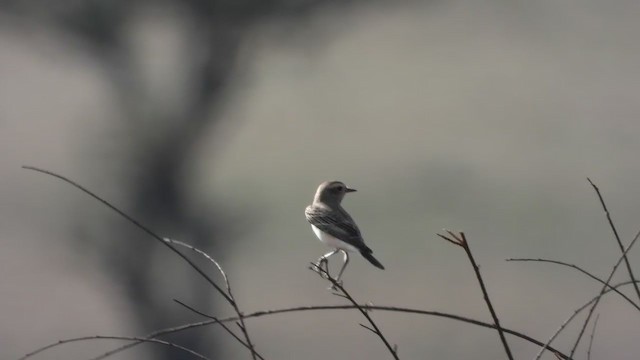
(568, 228, 640, 358)
(164, 238, 260, 360)
(534, 228, 640, 359)
(359, 323, 377, 334)
(311, 263, 399, 360)
(21, 166, 260, 360)
(587, 314, 600, 360)
(24, 166, 638, 360)
(26, 295, 602, 360)
(587, 178, 640, 301)
(163, 238, 231, 294)
(174, 300, 265, 360)
(21, 167, 232, 303)
(506, 258, 640, 311)
(174, 299, 216, 319)
(18, 335, 210, 360)
(437, 232, 463, 247)
(439, 231, 514, 360)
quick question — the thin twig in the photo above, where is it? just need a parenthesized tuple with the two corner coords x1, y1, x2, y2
(17, 335, 210, 360)
(163, 238, 231, 293)
(25, 295, 606, 360)
(535, 229, 640, 360)
(588, 178, 640, 302)
(439, 231, 514, 360)
(43, 285, 640, 360)
(25, 271, 636, 360)
(506, 258, 640, 311)
(539, 280, 638, 360)
(22, 166, 259, 360)
(174, 300, 265, 360)
(587, 314, 600, 360)
(164, 238, 259, 360)
(310, 263, 399, 360)
(359, 323, 377, 334)
(21, 166, 231, 302)
(569, 228, 640, 358)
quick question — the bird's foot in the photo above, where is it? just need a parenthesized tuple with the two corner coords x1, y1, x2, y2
(327, 280, 343, 291)
(311, 259, 329, 279)
(314, 258, 330, 278)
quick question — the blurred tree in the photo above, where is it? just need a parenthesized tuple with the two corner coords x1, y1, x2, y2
(0, 0, 376, 358)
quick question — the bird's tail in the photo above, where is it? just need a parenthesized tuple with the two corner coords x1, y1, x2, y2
(361, 250, 385, 270)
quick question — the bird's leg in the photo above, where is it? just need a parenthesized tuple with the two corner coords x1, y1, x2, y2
(327, 250, 350, 290)
(318, 257, 328, 275)
(335, 250, 350, 285)
(315, 249, 339, 278)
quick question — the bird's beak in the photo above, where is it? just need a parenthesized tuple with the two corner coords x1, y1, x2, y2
(345, 187, 357, 193)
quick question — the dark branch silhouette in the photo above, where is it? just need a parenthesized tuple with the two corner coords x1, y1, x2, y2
(437, 230, 514, 360)
(587, 314, 600, 360)
(18, 335, 211, 360)
(17, 166, 639, 360)
(21, 166, 259, 359)
(587, 178, 640, 301)
(310, 263, 399, 359)
(568, 226, 640, 358)
(535, 229, 640, 360)
(174, 299, 265, 360)
(85, 280, 640, 360)
(164, 237, 261, 359)
(506, 258, 640, 311)
(26, 295, 621, 360)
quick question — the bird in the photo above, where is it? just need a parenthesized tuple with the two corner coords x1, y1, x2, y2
(305, 180, 384, 284)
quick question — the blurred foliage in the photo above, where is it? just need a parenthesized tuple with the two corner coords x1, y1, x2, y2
(0, 0, 387, 359)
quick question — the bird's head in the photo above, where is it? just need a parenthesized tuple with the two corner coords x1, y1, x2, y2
(314, 180, 357, 205)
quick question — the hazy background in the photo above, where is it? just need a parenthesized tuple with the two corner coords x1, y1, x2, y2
(2, 0, 640, 359)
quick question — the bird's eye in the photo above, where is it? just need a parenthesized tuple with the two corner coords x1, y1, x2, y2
(335, 186, 344, 192)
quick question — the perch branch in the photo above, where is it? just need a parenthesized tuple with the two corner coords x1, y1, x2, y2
(310, 263, 399, 359)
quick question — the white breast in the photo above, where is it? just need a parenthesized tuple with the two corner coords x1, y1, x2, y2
(311, 225, 359, 252)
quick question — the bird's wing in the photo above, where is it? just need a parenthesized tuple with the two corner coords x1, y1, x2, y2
(305, 205, 369, 251)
